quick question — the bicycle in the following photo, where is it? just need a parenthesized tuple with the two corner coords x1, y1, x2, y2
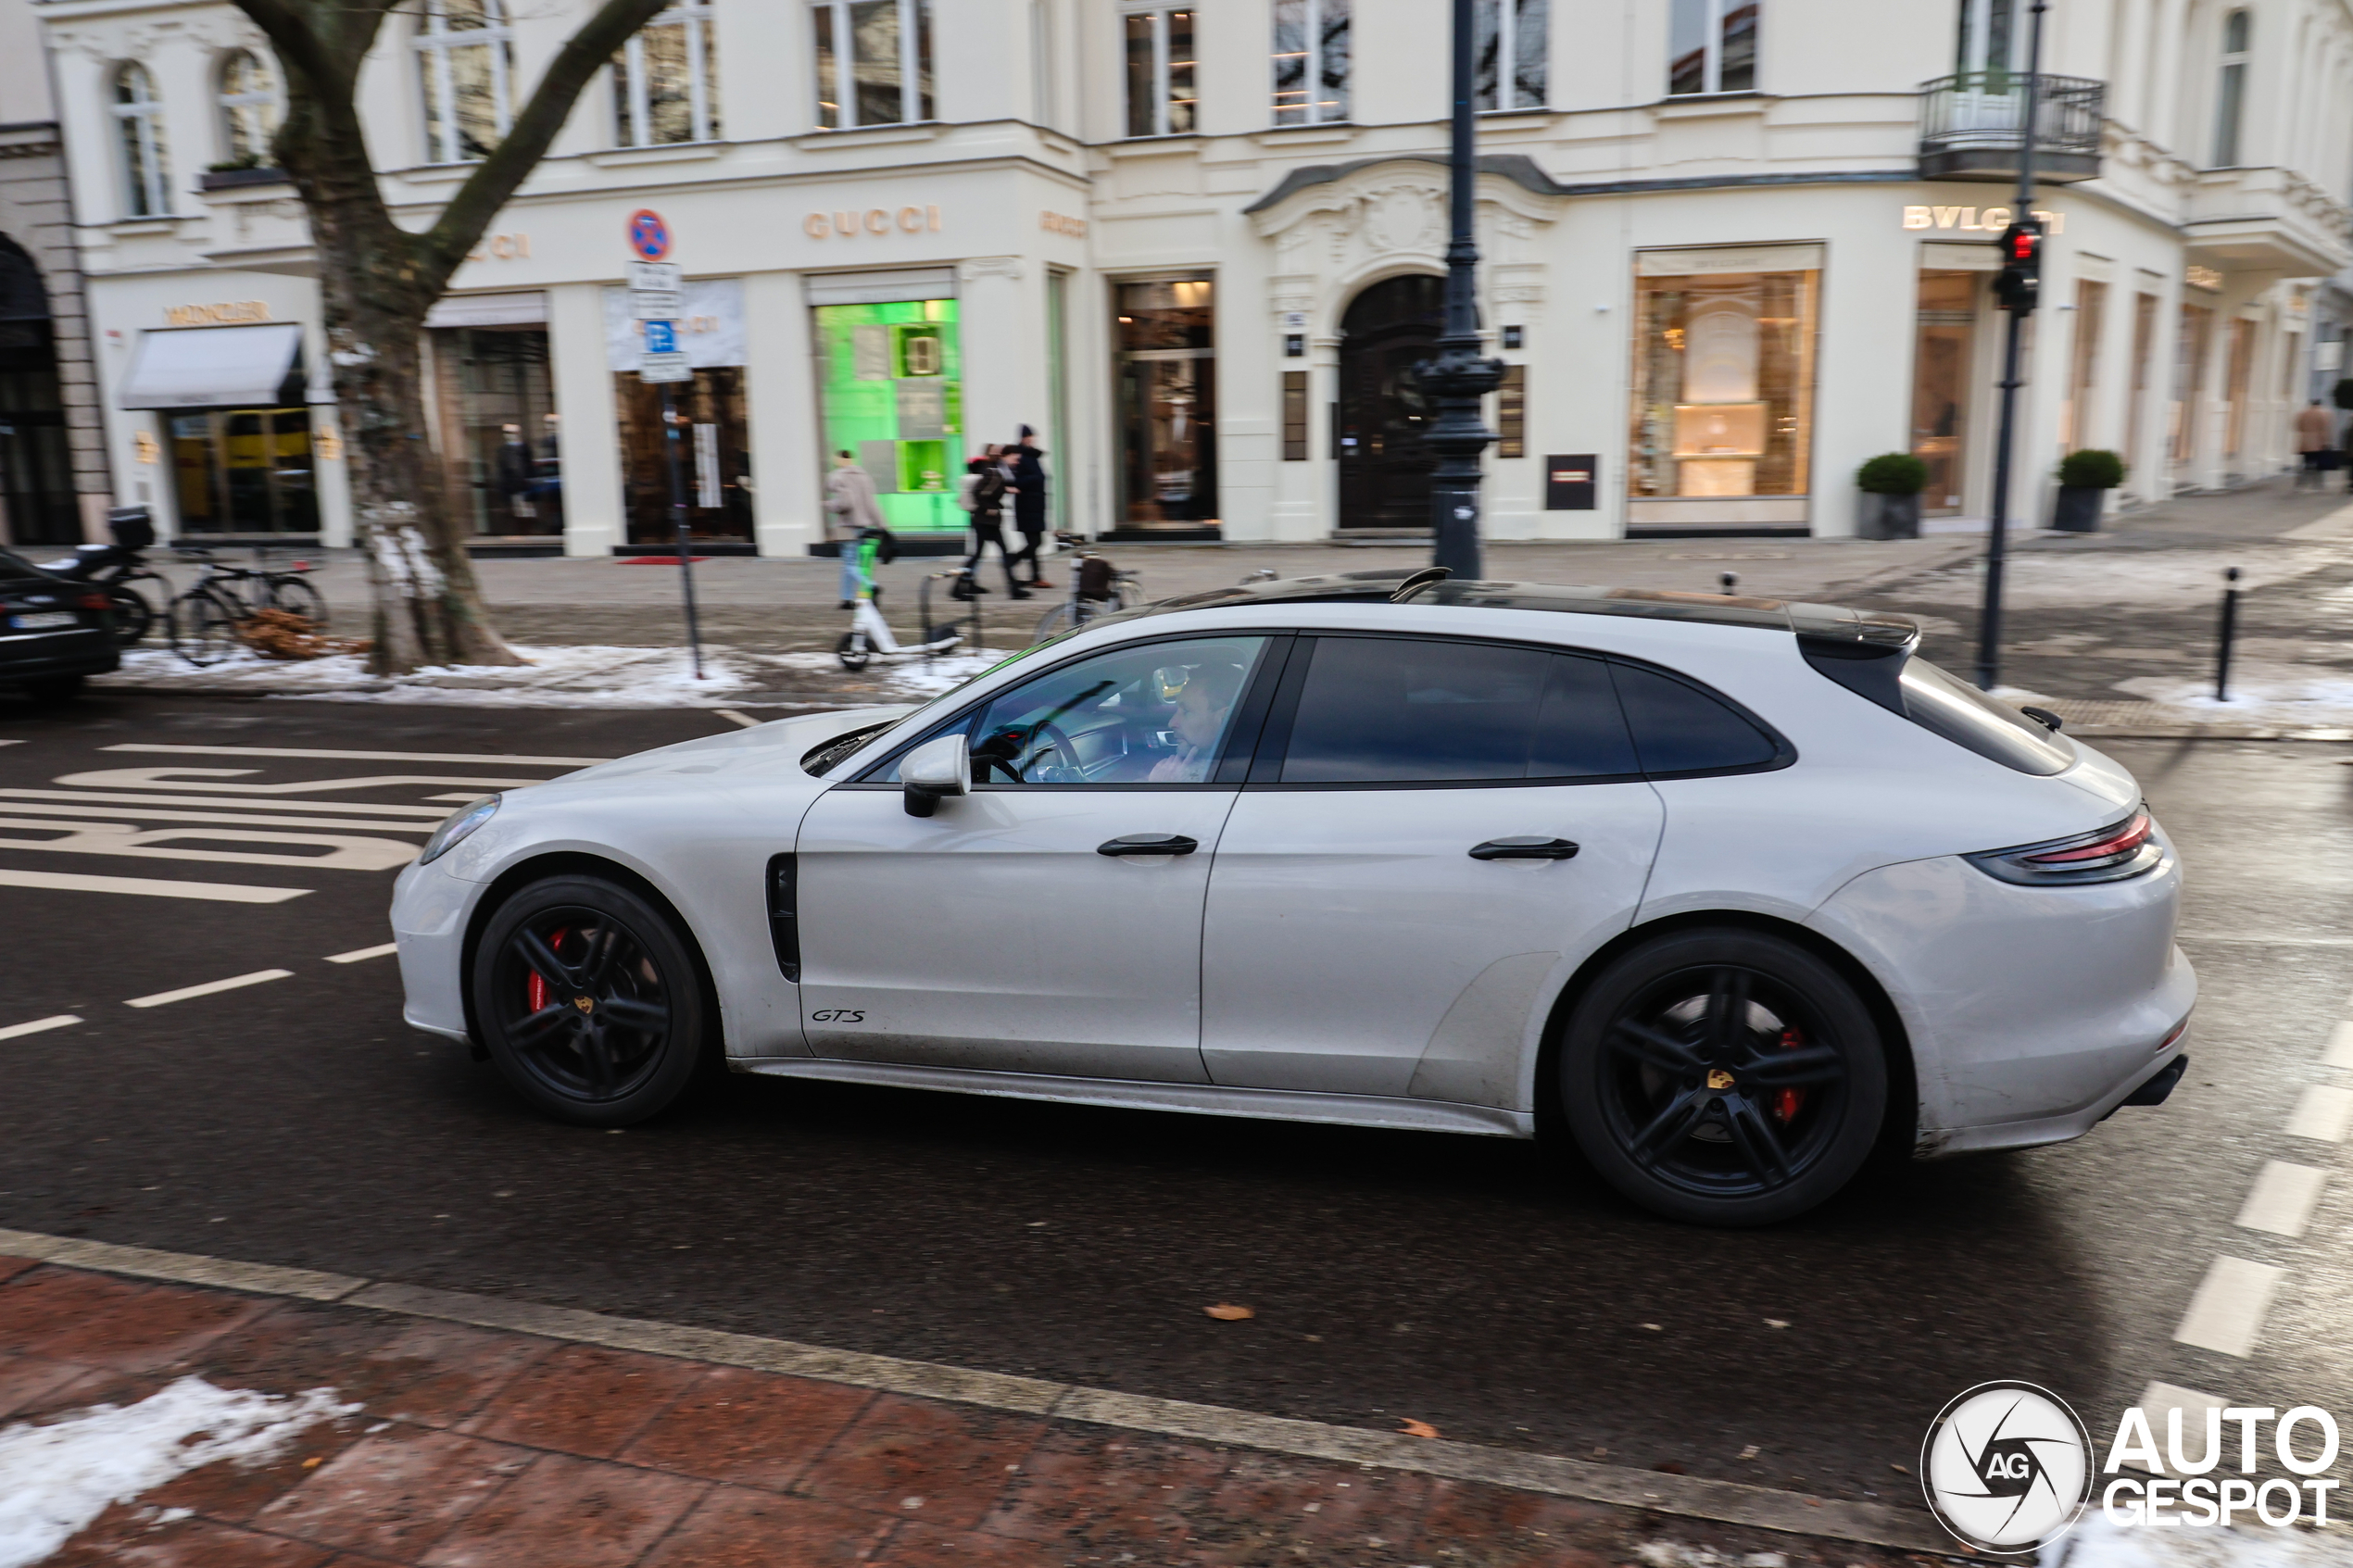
(169, 546, 329, 666)
(1030, 539, 1141, 642)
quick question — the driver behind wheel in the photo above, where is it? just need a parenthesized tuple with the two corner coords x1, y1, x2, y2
(1131, 661, 1247, 784)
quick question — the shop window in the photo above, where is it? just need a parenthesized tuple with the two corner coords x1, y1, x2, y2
(1668, 0, 1757, 96)
(1495, 364, 1526, 458)
(113, 63, 171, 219)
(1124, 6, 1197, 138)
(1115, 279, 1218, 530)
(811, 0, 935, 131)
(1908, 270, 1978, 514)
(1271, 0, 1350, 125)
(2062, 279, 2107, 452)
(415, 0, 514, 164)
(170, 408, 318, 535)
(613, 0, 721, 147)
(2222, 316, 2256, 462)
(1628, 247, 1819, 503)
(1475, 0, 1548, 112)
(431, 325, 560, 537)
(812, 297, 964, 535)
(614, 371, 753, 544)
(217, 50, 281, 167)
(2125, 291, 2157, 478)
(2172, 301, 2212, 464)
(2213, 8, 2249, 168)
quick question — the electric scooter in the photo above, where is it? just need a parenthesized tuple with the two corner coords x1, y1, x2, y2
(836, 528, 963, 671)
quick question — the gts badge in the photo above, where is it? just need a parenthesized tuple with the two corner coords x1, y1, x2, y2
(811, 1009, 865, 1023)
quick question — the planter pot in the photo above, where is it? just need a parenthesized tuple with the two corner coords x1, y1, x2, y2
(1856, 491, 1921, 540)
(2051, 485, 2108, 532)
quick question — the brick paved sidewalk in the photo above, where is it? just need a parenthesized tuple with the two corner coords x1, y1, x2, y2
(0, 1252, 1949, 1568)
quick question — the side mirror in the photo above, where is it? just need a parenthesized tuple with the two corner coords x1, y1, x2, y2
(901, 734, 971, 817)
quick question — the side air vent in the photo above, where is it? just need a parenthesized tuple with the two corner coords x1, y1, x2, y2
(765, 854, 799, 982)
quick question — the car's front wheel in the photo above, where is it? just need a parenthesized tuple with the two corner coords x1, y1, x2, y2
(1559, 927, 1887, 1226)
(471, 874, 708, 1126)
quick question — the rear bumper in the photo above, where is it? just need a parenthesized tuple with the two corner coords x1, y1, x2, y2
(0, 628, 117, 682)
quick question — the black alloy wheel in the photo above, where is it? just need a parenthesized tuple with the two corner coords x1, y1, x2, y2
(1560, 928, 1887, 1226)
(472, 874, 708, 1126)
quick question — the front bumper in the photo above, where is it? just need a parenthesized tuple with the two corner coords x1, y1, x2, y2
(390, 854, 480, 1043)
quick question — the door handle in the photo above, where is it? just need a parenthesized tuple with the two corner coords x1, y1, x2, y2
(1098, 834, 1200, 857)
(1468, 836, 1579, 860)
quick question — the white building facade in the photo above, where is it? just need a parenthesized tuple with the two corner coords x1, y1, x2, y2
(30, 0, 2353, 554)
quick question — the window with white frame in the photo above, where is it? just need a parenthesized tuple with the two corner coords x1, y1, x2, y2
(1125, 6, 1197, 137)
(1271, 0, 1350, 125)
(217, 49, 282, 166)
(1476, 0, 1548, 111)
(1668, 0, 1756, 95)
(613, 0, 721, 146)
(414, 0, 515, 164)
(113, 63, 171, 217)
(811, 0, 934, 131)
(2212, 7, 2249, 167)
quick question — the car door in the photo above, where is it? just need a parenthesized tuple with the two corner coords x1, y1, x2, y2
(793, 633, 1280, 1083)
(1199, 633, 1667, 1105)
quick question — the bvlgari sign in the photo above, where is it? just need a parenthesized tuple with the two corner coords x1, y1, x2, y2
(1903, 205, 2068, 234)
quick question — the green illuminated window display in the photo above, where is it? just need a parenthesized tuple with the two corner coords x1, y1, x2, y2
(814, 299, 966, 533)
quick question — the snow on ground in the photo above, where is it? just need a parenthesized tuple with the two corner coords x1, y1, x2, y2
(2115, 669, 2353, 721)
(2044, 1513, 2353, 1568)
(1897, 547, 2349, 609)
(0, 1376, 354, 1567)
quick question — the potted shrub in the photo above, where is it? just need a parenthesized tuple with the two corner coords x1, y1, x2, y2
(1855, 453, 1928, 539)
(2052, 448, 2124, 532)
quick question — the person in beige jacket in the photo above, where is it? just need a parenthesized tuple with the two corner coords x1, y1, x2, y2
(824, 451, 886, 605)
(2295, 401, 2337, 490)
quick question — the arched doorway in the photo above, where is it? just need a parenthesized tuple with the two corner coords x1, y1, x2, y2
(0, 236, 80, 546)
(1337, 274, 1443, 531)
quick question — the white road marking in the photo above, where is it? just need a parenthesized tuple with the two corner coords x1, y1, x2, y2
(103, 743, 610, 766)
(57, 767, 544, 796)
(2326, 1020, 2353, 1069)
(0, 869, 308, 903)
(4, 788, 450, 818)
(0, 801, 434, 834)
(423, 792, 494, 803)
(2234, 1160, 2328, 1236)
(126, 969, 295, 1010)
(324, 943, 398, 964)
(714, 709, 761, 729)
(2285, 1085, 2353, 1142)
(2284, 502, 2353, 539)
(2173, 1256, 2285, 1357)
(2122, 1383, 2229, 1472)
(0, 818, 415, 872)
(0, 1014, 81, 1042)
(0, 739, 19, 747)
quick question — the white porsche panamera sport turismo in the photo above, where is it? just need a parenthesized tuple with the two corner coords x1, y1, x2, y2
(391, 571, 2195, 1225)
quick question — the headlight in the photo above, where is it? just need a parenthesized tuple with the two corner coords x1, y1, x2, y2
(418, 795, 500, 865)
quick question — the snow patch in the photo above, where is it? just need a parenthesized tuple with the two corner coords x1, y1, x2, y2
(2115, 670, 2353, 721)
(0, 1376, 355, 1567)
(1900, 548, 2347, 609)
(2043, 1513, 2353, 1568)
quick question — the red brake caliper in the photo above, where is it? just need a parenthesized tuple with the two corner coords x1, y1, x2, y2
(1774, 1026, 1805, 1123)
(527, 928, 567, 1011)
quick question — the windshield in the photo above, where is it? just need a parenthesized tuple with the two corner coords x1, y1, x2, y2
(1898, 658, 2073, 776)
(818, 625, 1093, 777)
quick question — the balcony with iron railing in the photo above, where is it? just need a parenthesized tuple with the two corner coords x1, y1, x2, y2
(1918, 72, 2105, 183)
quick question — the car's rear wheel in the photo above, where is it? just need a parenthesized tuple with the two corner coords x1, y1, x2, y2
(19, 673, 85, 703)
(1559, 927, 1885, 1226)
(471, 874, 708, 1126)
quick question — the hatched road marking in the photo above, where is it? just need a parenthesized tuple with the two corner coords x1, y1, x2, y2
(0, 1014, 81, 1042)
(56, 767, 546, 796)
(0, 802, 434, 834)
(325, 943, 399, 964)
(126, 969, 296, 1010)
(2173, 1256, 2286, 1357)
(2233, 1160, 2328, 1236)
(102, 744, 610, 766)
(2285, 1085, 2353, 1143)
(714, 709, 761, 729)
(0, 868, 308, 903)
(3, 788, 451, 817)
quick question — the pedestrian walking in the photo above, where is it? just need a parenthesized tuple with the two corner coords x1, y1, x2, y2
(1006, 424, 1053, 590)
(2295, 400, 2338, 492)
(955, 446, 1027, 600)
(824, 450, 886, 607)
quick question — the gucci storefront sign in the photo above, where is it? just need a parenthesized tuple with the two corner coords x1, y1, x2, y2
(804, 206, 944, 239)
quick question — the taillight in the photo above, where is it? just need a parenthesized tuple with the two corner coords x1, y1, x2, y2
(1968, 810, 2164, 885)
(79, 593, 111, 610)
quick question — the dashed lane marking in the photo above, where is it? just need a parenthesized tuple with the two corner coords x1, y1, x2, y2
(101, 744, 612, 766)
(1, 789, 450, 818)
(2233, 1160, 2328, 1236)
(0, 869, 308, 903)
(2284, 1085, 2353, 1143)
(125, 969, 296, 1009)
(0, 1014, 80, 1042)
(324, 943, 398, 964)
(2173, 1256, 2285, 1357)
(714, 709, 761, 729)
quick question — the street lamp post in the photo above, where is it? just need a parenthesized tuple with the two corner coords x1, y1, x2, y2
(1420, 0, 1504, 580)
(1975, 0, 2050, 693)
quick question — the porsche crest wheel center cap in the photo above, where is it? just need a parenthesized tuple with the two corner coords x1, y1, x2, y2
(573, 996, 595, 1014)
(1706, 1068, 1735, 1090)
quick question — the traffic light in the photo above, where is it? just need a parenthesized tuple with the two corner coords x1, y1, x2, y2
(1994, 220, 2043, 313)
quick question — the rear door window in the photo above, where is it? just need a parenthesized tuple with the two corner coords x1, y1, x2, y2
(1608, 662, 1786, 777)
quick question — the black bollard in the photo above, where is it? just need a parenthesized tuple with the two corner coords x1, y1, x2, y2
(1720, 571, 1739, 596)
(2215, 566, 2241, 702)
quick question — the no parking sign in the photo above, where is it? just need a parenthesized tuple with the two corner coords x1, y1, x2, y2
(627, 209, 671, 261)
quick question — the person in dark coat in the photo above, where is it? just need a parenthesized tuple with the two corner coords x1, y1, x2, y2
(955, 446, 1026, 599)
(1005, 424, 1052, 589)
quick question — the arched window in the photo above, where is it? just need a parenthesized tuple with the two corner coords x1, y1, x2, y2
(217, 49, 282, 166)
(112, 63, 171, 217)
(614, 0, 720, 146)
(415, 0, 514, 164)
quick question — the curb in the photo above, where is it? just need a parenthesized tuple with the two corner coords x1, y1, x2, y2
(0, 1224, 1951, 1554)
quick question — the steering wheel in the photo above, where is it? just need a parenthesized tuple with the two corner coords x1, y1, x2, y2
(1019, 721, 1083, 784)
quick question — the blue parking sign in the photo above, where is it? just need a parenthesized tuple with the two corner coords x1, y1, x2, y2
(643, 320, 678, 354)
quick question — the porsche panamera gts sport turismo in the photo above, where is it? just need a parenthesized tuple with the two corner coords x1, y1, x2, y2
(392, 572, 2194, 1224)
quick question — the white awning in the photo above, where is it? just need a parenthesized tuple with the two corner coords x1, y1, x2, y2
(118, 323, 306, 410)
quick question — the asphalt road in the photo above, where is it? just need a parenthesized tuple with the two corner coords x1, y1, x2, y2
(4, 688, 2352, 1517)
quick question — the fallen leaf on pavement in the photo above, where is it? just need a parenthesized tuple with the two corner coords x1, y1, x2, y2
(1204, 1303, 1255, 1321)
(1397, 1418, 1440, 1438)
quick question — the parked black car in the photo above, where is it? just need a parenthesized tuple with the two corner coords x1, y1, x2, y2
(0, 546, 119, 701)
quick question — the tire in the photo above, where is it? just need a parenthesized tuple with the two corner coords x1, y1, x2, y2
(1557, 927, 1887, 1226)
(267, 575, 328, 630)
(470, 874, 709, 1127)
(19, 673, 85, 703)
(170, 588, 241, 667)
(106, 583, 157, 646)
(836, 630, 871, 671)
